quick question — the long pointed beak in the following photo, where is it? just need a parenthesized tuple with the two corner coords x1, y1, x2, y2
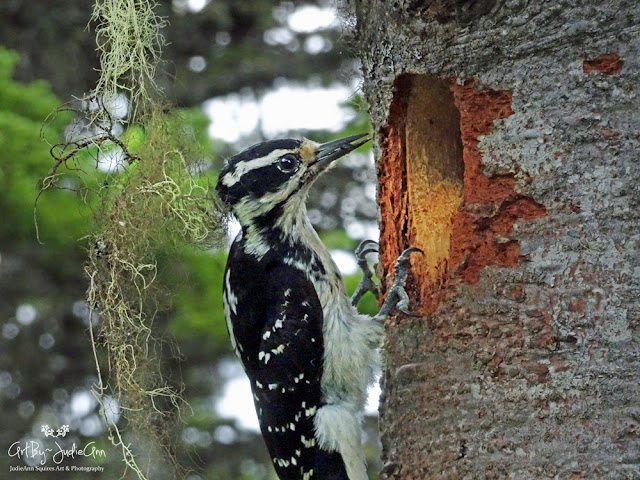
(315, 133, 370, 169)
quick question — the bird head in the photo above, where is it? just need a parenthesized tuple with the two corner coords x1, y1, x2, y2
(216, 134, 369, 226)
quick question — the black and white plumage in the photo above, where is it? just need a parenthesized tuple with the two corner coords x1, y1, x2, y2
(216, 135, 418, 480)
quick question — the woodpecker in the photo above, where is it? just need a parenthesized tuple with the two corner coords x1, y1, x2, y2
(216, 134, 419, 480)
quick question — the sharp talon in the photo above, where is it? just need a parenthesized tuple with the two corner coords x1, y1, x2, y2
(360, 246, 378, 257)
(374, 246, 423, 319)
(360, 239, 378, 248)
(396, 247, 423, 263)
(354, 240, 379, 265)
(397, 303, 420, 317)
(393, 283, 418, 317)
(355, 239, 378, 257)
(352, 239, 382, 306)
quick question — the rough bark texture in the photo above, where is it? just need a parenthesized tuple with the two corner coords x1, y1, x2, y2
(351, 1, 640, 478)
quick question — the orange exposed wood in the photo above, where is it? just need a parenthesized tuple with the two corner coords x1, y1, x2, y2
(404, 77, 464, 307)
(378, 76, 547, 315)
(583, 53, 623, 75)
(447, 79, 547, 286)
(378, 75, 411, 291)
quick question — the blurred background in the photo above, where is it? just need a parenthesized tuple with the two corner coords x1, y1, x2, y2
(0, 1, 382, 478)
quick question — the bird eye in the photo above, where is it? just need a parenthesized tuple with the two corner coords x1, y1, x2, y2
(277, 154, 299, 174)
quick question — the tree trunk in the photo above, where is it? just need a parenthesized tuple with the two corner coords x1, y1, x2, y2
(350, 1, 640, 478)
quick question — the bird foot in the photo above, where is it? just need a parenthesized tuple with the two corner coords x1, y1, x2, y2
(374, 247, 423, 321)
(351, 239, 381, 306)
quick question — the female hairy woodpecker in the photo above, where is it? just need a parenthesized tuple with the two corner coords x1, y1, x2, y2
(215, 134, 419, 480)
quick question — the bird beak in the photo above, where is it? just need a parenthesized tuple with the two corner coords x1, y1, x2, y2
(314, 133, 370, 170)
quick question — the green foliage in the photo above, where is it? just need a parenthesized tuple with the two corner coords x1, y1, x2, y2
(164, 247, 229, 343)
(172, 107, 213, 151)
(0, 46, 87, 247)
(0, 48, 61, 122)
(318, 229, 355, 250)
(345, 273, 379, 316)
(120, 124, 145, 153)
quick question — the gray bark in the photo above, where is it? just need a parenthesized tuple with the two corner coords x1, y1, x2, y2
(349, 1, 640, 478)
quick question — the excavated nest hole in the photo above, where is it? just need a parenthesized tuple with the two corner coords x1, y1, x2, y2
(404, 76, 464, 284)
(378, 74, 464, 314)
(379, 74, 546, 315)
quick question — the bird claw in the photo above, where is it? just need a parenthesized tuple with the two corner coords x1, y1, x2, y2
(354, 239, 378, 259)
(351, 240, 381, 306)
(395, 296, 421, 318)
(374, 247, 423, 320)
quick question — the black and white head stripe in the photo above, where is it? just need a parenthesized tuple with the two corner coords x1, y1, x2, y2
(215, 135, 370, 226)
(225, 139, 301, 168)
(216, 139, 302, 206)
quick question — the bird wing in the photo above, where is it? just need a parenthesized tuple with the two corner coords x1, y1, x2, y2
(248, 262, 348, 480)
